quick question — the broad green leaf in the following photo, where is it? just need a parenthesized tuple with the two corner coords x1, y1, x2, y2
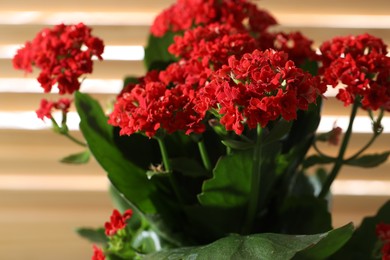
(330, 200, 390, 260)
(345, 151, 390, 168)
(303, 154, 335, 168)
(279, 100, 322, 195)
(170, 157, 208, 177)
(294, 223, 354, 259)
(113, 130, 161, 169)
(76, 227, 107, 244)
(283, 99, 322, 153)
(132, 230, 162, 254)
(144, 31, 177, 71)
(75, 91, 157, 214)
(60, 150, 90, 164)
(278, 196, 332, 234)
(123, 76, 139, 86)
(145, 223, 354, 260)
(198, 150, 253, 207)
(300, 59, 319, 76)
(263, 119, 293, 144)
(221, 139, 254, 150)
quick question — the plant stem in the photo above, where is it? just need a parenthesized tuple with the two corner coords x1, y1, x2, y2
(313, 141, 334, 159)
(51, 118, 87, 147)
(156, 137, 171, 172)
(318, 98, 360, 199)
(345, 134, 378, 162)
(63, 132, 88, 147)
(197, 140, 212, 171)
(242, 124, 263, 234)
(156, 137, 183, 204)
(346, 108, 384, 161)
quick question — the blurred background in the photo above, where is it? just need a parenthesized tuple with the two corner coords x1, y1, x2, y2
(0, 0, 389, 259)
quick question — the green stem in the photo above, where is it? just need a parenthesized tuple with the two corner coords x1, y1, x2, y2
(313, 140, 334, 159)
(198, 140, 212, 171)
(51, 118, 87, 147)
(156, 137, 171, 172)
(346, 108, 384, 161)
(242, 124, 263, 234)
(156, 137, 183, 204)
(345, 134, 378, 162)
(63, 132, 87, 147)
(318, 98, 360, 199)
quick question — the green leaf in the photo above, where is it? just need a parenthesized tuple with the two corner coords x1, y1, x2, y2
(330, 200, 390, 260)
(170, 157, 208, 178)
(221, 139, 254, 150)
(132, 230, 161, 254)
(76, 227, 107, 244)
(294, 223, 354, 259)
(74, 91, 157, 214)
(123, 76, 139, 86)
(278, 196, 332, 234)
(345, 151, 390, 168)
(60, 150, 90, 164)
(300, 59, 319, 76)
(145, 223, 354, 260)
(198, 150, 253, 208)
(263, 119, 293, 144)
(303, 154, 335, 168)
(144, 31, 178, 71)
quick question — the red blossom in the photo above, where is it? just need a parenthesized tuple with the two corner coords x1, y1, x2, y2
(104, 209, 133, 236)
(377, 223, 390, 260)
(109, 78, 206, 137)
(13, 23, 104, 94)
(319, 34, 390, 111)
(36, 98, 72, 120)
(168, 23, 257, 69)
(91, 245, 105, 260)
(196, 49, 325, 134)
(150, 0, 276, 37)
(382, 243, 390, 260)
(377, 223, 390, 241)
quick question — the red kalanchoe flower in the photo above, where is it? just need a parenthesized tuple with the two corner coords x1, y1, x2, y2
(168, 23, 257, 69)
(197, 49, 326, 134)
(36, 98, 72, 120)
(150, 0, 276, 37)
(377, 223, 390, 241)
(104, 209, 133, 236)
(382, 243, 390, 260)
(13, 23, 104, 94)
(109, 78, 206, 137)
(91, 245, 105, 260)
(319, 33, 390, 111)
(376, 223, 390, 260)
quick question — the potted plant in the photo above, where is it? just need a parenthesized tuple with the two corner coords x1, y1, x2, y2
(13, 0, 390, 259)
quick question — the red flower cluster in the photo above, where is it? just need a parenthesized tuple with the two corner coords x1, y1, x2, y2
(104, 209, 133, 236)
(196, 49, 326, 134)
(376, 223, 390, 260)
(150, 0, 276, 37)
(108, 70, 206, 137)
(319, 33, 390, 110)
(36, 98, 71, 120)
(168, 23, 257, 69)
(13, 23, 104, 94)
(91, 245, 105, 260)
